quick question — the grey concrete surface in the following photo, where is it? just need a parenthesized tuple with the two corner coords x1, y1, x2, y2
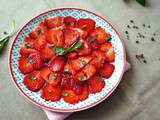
(0, 0, 160, 120)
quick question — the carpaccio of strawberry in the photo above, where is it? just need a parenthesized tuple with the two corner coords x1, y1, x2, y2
(18, 16, 116, 104)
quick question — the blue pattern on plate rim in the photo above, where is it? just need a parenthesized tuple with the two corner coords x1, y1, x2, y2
(10, 8, 125, 111)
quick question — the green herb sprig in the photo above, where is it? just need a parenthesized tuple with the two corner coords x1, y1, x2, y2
(0, 20, 16, 54)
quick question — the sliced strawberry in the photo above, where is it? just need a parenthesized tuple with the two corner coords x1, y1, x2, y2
(99, 63, 115, 78)
(76, 41, 91, 56)
(74, 71, 87, 84)
(22, 37, 35, 48)
(49, 56, 66, 72)
(45, 28, 64, 46)
(39, 45, 56, 61)
(28, 52, 44, 70)
(78, 84, 89, 101)
(76, 18, 95, 33)
(40, 67, 51, 80)
(88, 74, 105, 93)
(29, 22, 48, 39)
(23, 71, 45, 92)
(87, 36, 100, 50)
(20, 45, 38, 57)
(73, 83, 83, 95)
(90, 27, 110, 44)
(66, 51, 78, 59)
(63, 16, 76, 27)
(90, 50, 105, 69)
(63, 61, 76, 75)
(18, 56, 34, 74)
(62, 90, 79, 104)
(41, 84, 61, 101)
(73, 28, 88, 39)
(61, 74, 75, 90)
(64, 28, 80, 47)
(82, 64, 96, 79)
(44, 16, 63, 29)
(33, 34, 47, 50)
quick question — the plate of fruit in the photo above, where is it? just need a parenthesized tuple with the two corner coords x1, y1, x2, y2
(9, 8, 126, 112)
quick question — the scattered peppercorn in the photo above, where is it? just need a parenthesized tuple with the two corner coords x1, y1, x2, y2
(125, 31, 128, 34)
(143, 60, 147, 64)
(151, 37, 155, 41)
(127, 25, 130, 28)
(148, 25, 151, 28)
(143, 24, 145, 27)
(153, 33, 156, 36)
(136, 40, 139, 44)
(3, 31, 7, 35)
(130, 20, 134, 23)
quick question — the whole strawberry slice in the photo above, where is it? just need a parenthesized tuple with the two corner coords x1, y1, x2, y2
(23, 71, 45, 92)
(33, 34, 47, 50)
(82, 64, 96, 79)
(99, 63, 115, 78)
(76, 41, 91, 56)
(78, 84, 89, 101)
(61, 73, 75, 90)
(39, 45, 56, 61)
(28, 52, 44, 70)
(40, 67, 51, 80)
(44, 16, 63, 29)
(49, 56, 66, 72)
(90, 27, 110, 44)
(41, 84, 61, 101)
(29, 22, 48, 39)
(64, 28, 80, 47)
(63, 16, 77, 27)
(20, 45, 38, 57)
(18, 56, 34, 74)
(100, 42, 115, 62)
(45, 28, 64, 46)
(62, 90, 79, 104)
(88, 74, 105, 93)
(76, 18, 95, 33)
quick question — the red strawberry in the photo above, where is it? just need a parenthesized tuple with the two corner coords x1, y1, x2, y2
(29, 22, 48, 39)
(90, 27, 110, 44)
(73, 28, 88, 39)
(28, 52, 44, 70)
(39, 45, 56, 61)
(20, 45, 38, 57)
(45, 28, 64, 46)
(63, 16, 76, 27)
(22, 37, 35, 48)
(73, 83, 83, 95)
(66, 51, 78, 59)
(100, 42, 115, 62)
(62, 90, 79, 104)
(76, 41, 91, 56)
(74, 71, 87, 84)
(88, 74, 105, 93)
(33, 34, 47, 50)
(99, 63, 115, 78)
(41, 84, 61, 101)
(82, 64, 96, 79)
(78, 84, 89, 101)
(90, 50, 105, 69)
(61, 74, 75, 90)
(49, 56, 66, 72)
(64, 29, 80, 47)
(76, 18, 95, 33)
(44, 16, 63, 29)
(40, 67, 51, 80)
(86, 36, 100, 50)
(18, 56, 34, 74)
(23, 71, 45, 92)
(63, 62, 76, 75)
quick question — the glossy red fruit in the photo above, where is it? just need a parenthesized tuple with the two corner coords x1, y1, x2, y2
(76, 18, 95, 33)
(29, 22, 48, 39)
(62, 90, 79, 104)
(44, 16, 63, 29)
(61, 74, 75, 90)
(63, 16, 77, 27)
(90, 27, 110, 44)
(73, 28, 88, 39)
(28, 52, 44, 70)
(49, 56, 66, 72)
(73, 83, 83, 95)
(76, 41, 91, 56)
(23, 71, 45, 92)
(41, 84, 61, 101)
(99, 63, 115, 78)
(40, 67, 51, 80)
(74, 71, 87, 84)
(63, 62, 76, 75)
(39, 45, 56, 61)
(82, 64, 96, 79)
(88, 74, 105, 93)
(33, 34, 47, 50)
(64, 29, 80, 47)
(66, 51, 78, 59)
(20, 45, 38, 57)
(45, 28, 64, 46)
(18, 56, 34, 74)
(78, 84, 89, 101)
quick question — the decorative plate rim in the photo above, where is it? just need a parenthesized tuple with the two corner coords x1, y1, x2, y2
(9, 7, 126, 112)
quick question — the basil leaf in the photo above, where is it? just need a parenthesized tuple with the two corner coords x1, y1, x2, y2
(136, 0, 145, 6)
(53, 46, 66, 55)
(62, 92, 68, 97)
(99, 77, 105, 81)
(29, 76, 37, 80)
(69, 40, 82, 52)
